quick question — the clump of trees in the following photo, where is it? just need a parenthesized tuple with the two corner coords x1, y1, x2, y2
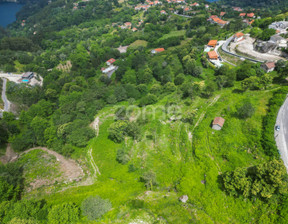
(222, 159, 288, 199)
(81, 196, 112, 221)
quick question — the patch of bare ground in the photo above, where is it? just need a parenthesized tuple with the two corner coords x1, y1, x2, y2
(230, 36, 285, 61)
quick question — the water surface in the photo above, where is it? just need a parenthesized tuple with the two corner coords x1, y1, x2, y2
(0, 2, 24, 27)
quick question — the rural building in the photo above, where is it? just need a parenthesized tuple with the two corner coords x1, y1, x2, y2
(220, 12, 226, 17)
(191, 2, 199, 7)
(151, 48, 165, 54)
(132, 27, 138, 32)
(208, 15, 229, 27)
(207, 40, 218, 48)
(212, 117, 225, 130)
(234, 32, 244, 42)
(247, 13, 255, 18)
(160, 10, 167, 14)
(22, 72, 34, 80)
(261, 62, 276, 73)
(269, 21, 288, 33)
(207, 51, 218, 60)
(106, 58, 116, 65)
(239, 13, 246, 17)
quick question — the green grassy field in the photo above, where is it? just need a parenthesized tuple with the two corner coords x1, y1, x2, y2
(30, 84, 281, 223)
(158, 30, 186, 41)
(129, 40, 148, 48)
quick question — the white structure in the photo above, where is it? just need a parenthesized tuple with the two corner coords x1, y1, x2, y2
(269, 21, 288, 33)
(234, 32, 244, 42)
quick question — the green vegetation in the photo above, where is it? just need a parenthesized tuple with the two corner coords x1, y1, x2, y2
(0, 0, 287, 223)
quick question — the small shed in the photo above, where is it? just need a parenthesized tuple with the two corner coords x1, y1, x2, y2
(212, 117, 225, 130)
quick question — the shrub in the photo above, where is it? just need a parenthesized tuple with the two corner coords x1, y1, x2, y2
(116, 148, 130, 164)
(237, 101, 255, 119)
(48, 203, 80, 224)
(81, 196, 112, 221)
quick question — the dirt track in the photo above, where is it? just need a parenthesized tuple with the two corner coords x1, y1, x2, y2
(21, 147, 84, 181)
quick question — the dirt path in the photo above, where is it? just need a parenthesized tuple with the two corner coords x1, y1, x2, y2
(0, 144, 18, 164)
(90, 116, 100, 136)
(89, 116, 101, 178)
(88, 148, 101, 177)
(190, 95, 221, 143)
(193, 95, 221, 132)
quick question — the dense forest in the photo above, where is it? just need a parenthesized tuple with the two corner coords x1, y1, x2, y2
(221, 0, 288, 8)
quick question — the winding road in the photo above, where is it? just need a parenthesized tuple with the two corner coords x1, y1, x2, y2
(0, 78, 10, 118)
(275, 96, 288, 171)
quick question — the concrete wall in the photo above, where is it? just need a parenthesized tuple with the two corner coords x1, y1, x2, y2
(212, 124, 222, 130)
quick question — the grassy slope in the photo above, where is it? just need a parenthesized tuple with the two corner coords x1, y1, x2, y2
(35, 84, 280, 223)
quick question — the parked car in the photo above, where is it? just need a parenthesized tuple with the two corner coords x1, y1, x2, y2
(275, 125, 280, 131)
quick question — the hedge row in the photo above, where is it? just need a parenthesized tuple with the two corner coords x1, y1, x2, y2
(262, 88, 288, 157)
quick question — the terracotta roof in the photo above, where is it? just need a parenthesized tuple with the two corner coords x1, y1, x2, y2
(220, 12, 226, 16)
(247, 13, 254, 18)
(213, 117, 225, 127)
(107, 58, 116, 64)
(265, 62, 275, 69)
(207, 40, 218, 47)
(235, 32, 244, 38)
(207, 51, 218, 59)
(154, 48, 165, 52)
(239, 13, 246, 17)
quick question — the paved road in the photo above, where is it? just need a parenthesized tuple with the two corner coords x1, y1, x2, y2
(275, 96, 288, 171)
(0, 78, 10, 118)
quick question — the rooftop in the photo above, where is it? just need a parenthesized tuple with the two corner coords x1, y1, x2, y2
(213, 117, 225, 127)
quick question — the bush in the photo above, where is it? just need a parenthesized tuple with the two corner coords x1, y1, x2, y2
(116, 148, 130, 164)
(139, 94, 158, 107)
(262, 88, 288, 157)
(48, 203, 80, 224)
(81, 196, 112, 221)
(237, 101, 255, 119)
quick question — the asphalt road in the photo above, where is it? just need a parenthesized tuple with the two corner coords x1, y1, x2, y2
(275, 96, 288, 171)
(0, 78, 10, 117)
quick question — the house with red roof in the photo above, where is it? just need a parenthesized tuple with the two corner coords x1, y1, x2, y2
(212, 117, 225, 130)
(106, 58, 116, 66)
(234, 32, 244, 42)
(161, 10, 167, 14)
(239, 13, 246, 17)
(191, 2, 199, 7)
(261, 62, 276, 73)
(208, 15, 229, 27)
(151, 48, 165, 54)
(220, 12, 226, 17)
(207, 51, 218, 60)
(247, 13, 255, 18)
(207, 40, 218, 48)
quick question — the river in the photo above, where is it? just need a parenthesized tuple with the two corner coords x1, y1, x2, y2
(0, 2, 24, 28)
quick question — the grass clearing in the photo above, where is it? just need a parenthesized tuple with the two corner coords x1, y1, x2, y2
(129, 40, 148, 48)
(32, 85, 279, 223)
(159, 30, 186, 41)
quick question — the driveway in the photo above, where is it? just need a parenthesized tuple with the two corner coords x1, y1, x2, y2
(0, 78, 10, 117)
(275, 96, 288, 171)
